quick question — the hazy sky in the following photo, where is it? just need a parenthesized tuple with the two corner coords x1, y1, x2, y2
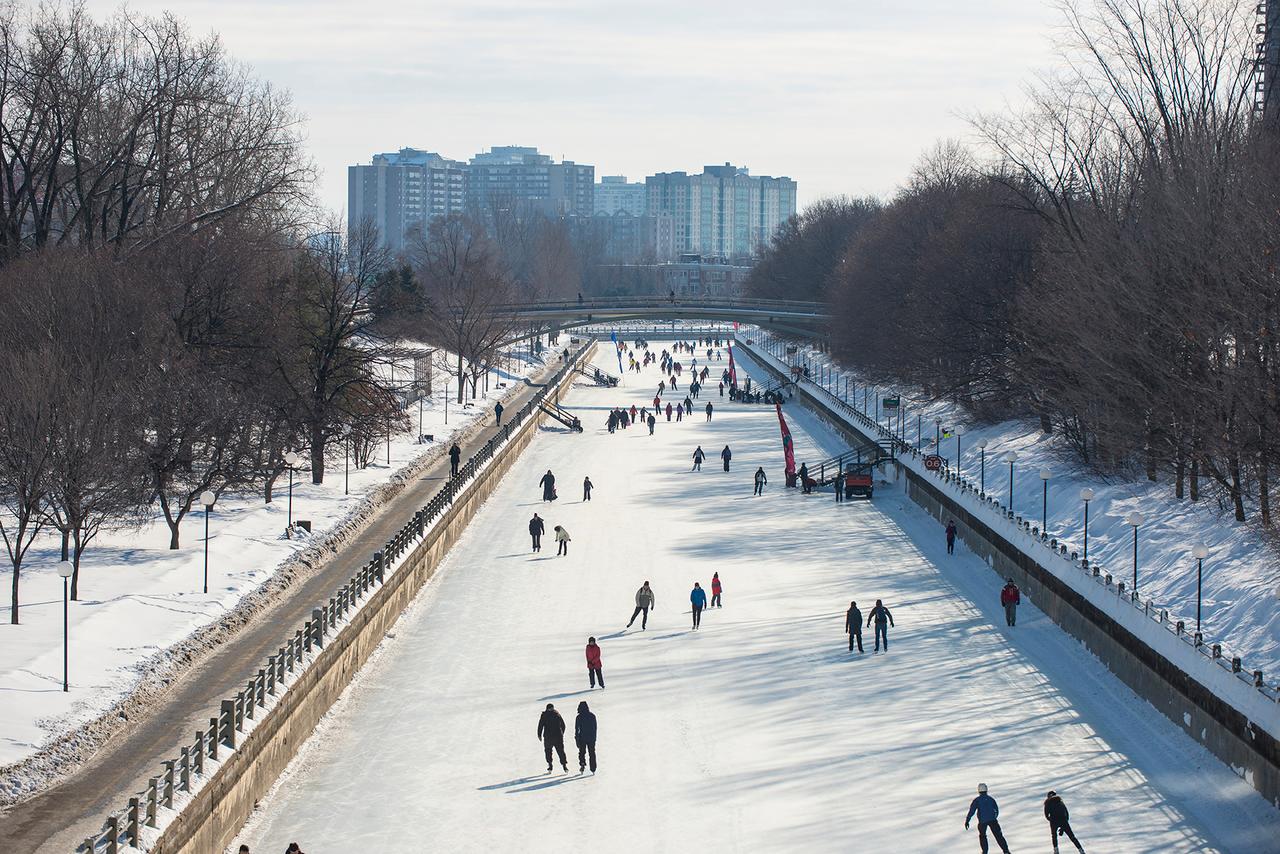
(86, 0, 1061, 215)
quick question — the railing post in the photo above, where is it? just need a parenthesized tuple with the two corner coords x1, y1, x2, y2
(375, 550, 385, 584)
(179, 746, 190, 791)
(312, 608, 325, 647)
(106, 815, 119, 854)
(210, 716, 222, 758)
(257, 669, 268, 706)
(146, 779, 158, 827)
(220, 700, 236, 749)
(162, 760, 175, 807)
(267, 656, 278, 695)
(127, 796, 140, 844)
(194, 731, 205, 776)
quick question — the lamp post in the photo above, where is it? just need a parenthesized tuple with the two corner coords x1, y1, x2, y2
(1126, 511, 1144, 591)
(935, 418, 942, 448)
(200, 491, 215, 594)
(1080, 488, 1094, 560)
(1038, 468, 1051, 533)
(342, 425, 351, 496)
(285, 451, 301, 529)
(977, 438, 988, 493)
(954, 425, 966, 478)
(1003, 451, 1018, 510)
(1192, 543, 1208, 634)
(57, 560, 72, 692)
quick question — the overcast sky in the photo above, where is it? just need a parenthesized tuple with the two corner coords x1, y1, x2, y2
(86, 0, 1061, 215)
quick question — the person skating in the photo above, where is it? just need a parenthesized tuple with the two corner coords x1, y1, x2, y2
(529, 513, 545, 552)
(554, 525, 571, 556)
(705, 401, 713, 421)
(753, 466, 766, 495)
(690, 582, 707, 629)
(866, 599, 895, 651)
(1043, 790, 1085, 853)
(1000, 578, 1021, 626)
(845, 600, 864, 653)
(627, 581, 656, 629)
(449, 443, 461, 478)
(834, 474, 845, 502)
(537, 703, 569, 773)
(799, 463, 811, 493)
(666, 402, 673, 421)
(575, 701, 598, 773)
(721, 445, 732, 471)
(494, 401, 504, 426)
(946, 519, 958, 554)
(585, 636, 604, 688)
(693, 446, 706, 470)
(676, 406, 683, 422)
(684, 397, 693, 416)
(630, 404, 637, 423)
(540, 469, 556, 502)
(710, 572, 722, 607)
(648, 413, 656, 435)
(583, 476, 593, 501)
(718, 381, 724, 396)
(964, 783, 1011, 854)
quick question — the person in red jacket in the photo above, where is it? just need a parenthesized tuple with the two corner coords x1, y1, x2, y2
(710, 572, 723, 608)
(585, 636, 604, 688)
(1000, 579, 1021, 626)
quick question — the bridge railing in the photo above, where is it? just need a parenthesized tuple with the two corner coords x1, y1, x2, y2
(489, 296, 828, 314)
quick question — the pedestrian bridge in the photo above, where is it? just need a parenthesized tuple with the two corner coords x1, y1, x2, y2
(487, 296, 830, 338)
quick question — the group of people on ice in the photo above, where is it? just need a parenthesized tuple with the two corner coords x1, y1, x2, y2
(964, 783, 1086, 853)
(945, 518, 1025, 627)
(528, 468, 592, 556)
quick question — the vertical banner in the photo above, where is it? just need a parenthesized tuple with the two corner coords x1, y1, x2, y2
(610, 330, 623, 374)
(776, 402, 797, 483)
(727, 341, 738, 385)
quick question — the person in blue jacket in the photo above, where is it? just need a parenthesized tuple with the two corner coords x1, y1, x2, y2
(690, 582, 708, 630)
(866, 599, 895, 652)
(964, 783, 1011, 854)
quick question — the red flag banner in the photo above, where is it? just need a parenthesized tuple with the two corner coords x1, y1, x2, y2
(727, 342, 738, 385)
(776, 402, 796, 479)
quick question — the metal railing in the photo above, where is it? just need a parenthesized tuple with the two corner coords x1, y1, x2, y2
(78, 339, 596, 853)
(488, 296, 829, 316)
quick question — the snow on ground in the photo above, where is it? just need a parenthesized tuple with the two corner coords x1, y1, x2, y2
(747, 328, 1280, 676)
(233, 340, 1279, 854)
(0, 347, 543, 771)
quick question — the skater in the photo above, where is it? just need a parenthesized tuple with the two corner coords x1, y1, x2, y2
(583, 476, 593, 501)
(834, 473, 844, 502)
(711, 572, 722, 607)
(540, 469, 556, 502)
(666, 402, 673, 421)
(529, 513, 545, 552)
(718, 381, 724, 396)
(705, 401, 713, 421)
(799, 463, 811, 493)
(866, 599, 895, 651)
(946, 519, 958, 554)
(676, 406, 683, 422)
(537, 703, 569, 773)
(494, 401, 504, 426)
(449, 443, 461, 478)
(1043, 790, 1085, 853)
(845, 600, 864, 652)
(690, 582, 707, 629)
(753, 466, 767, 495)
(627, 581, 656, 629)
(585, 636, 604, 688)
(693, 446, 706, 470)
(648, 413, 656, 435)
(964, 783, 1011, 854)
(1000, 578, 1021, 626)
(721, 445, 732, 471)
(575, 701, 598, 773)
(554, 525, 571, 556)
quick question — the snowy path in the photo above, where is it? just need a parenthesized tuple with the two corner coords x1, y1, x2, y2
(234, 343, 1279, 854)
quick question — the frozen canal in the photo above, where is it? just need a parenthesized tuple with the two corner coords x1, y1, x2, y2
(235, 342, 1279, 853)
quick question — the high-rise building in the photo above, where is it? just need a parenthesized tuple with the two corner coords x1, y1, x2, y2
(466, 146, 594, 219)
(347, 148, 467, 252)
(645, 164, 796, 260)
(594, 175, 646, 216)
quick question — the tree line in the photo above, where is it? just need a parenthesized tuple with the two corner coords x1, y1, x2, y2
(748, 0, 1280, 526)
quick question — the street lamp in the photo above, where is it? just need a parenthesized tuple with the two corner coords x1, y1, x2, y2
(954, 425, 966, 478)
(1192, 543, 1209, 634)
(342, 425, 352, 496)
(1003, 451, 1018, 510)
(57, 560, 72, 692)
(977, 438, 988, 493)
(1038, 468, 1051, 533)
(1126, 511, 1144, 591)
(200, 490, 215, 594)
(1080, 488, 1094, 560)
(935, 418, 942, 448)
(284, 451, 301, 529)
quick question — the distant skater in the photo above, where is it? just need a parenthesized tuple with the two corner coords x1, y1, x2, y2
(1000, 579, 1021, 626)
(867, 599, 895, 651)
(692, 446, 706, 471)
(754, 466, 767, 495)
(964, 783, 1011, 854)
(721, 445, 732, 471)
(648, 413, 656, 434)
(555, 525, 571, 556)
(710, 572, 722, 607)
(585, 636, 604, 688)
(529, 513, 545, 553)
(946, 519, 957, 554)
(690, 582, 707, 629)
(845, 600, 864, 653)
(575, 701, 598, 773)
(537, 703, 569, 773)
(705, 401, 713, 421)
(583, 476, 593, 501)
(1043, 790, 1085, 853)
(540, 469, 556, 502)
(627, 581, 656, 630)
(834, 474, 844, 502)
(449, 443, 461, 478)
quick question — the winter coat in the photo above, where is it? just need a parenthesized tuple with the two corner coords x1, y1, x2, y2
(754, 468, 767, 485)
(845, 606, 863, 633)
(555, 527, 571, 543)
(449, 445, 461, 462)
(1044, 793, 1069, 825)
(722, 447, 733, 462)
(585, 642, 602, 670)
(529, 517, 545, 536)
(537, 708, 566, 743)
(867, 604, 894, 626)
(540, 472, 556, 500)
(575, 707, 597, 745)
(966, 794, 999, 824)
(1000, 584, 1021, 606)
(945, 522, 957, 541)
(690, 587, 707, 608)
(635, 585, 656, 608)
(711, 576, 722, 595)
(693, 448, 706, 463)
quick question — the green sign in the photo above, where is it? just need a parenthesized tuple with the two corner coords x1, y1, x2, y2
(883, 396, 900, 409)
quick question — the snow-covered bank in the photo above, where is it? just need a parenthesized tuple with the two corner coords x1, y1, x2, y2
(0, 346, 543, 786)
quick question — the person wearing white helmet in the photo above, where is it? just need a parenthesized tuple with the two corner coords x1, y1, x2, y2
(964, 783, 1011, 854)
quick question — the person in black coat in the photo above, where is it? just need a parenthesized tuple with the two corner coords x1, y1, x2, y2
(721, 445, 732, 471)
(540, 469, 556, 501)
(845, 600, 864, 653)
(575, 701, 598, 773)
(495, 401, 504, 426)
(583, 476, 593, 501)
(448, 443, 461, 478)
(537, 703, 568, 772)
(866, 599, 895, 651)
(1043, 791, 1084, 853)
(529, 513, 545, 552)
